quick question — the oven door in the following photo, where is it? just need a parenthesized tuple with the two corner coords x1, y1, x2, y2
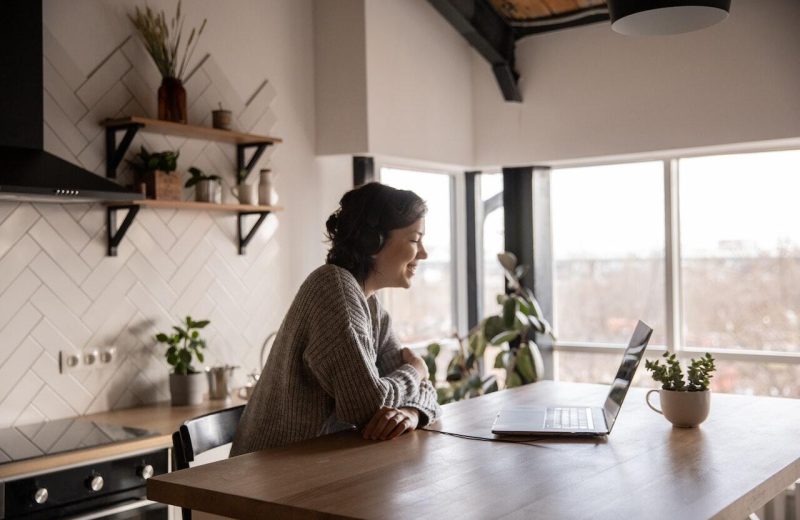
(66, 498, 167, 520)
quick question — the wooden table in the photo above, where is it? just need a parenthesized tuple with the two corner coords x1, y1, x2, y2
(147, 382, 800, 519)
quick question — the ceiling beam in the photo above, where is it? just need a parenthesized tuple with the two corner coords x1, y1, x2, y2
(428, 0, 522, 102)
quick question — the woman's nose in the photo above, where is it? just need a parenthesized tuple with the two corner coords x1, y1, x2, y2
(417, 243, 428, 259)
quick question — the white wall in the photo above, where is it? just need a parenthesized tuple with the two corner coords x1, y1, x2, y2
(473, 0, 800, 166)
(364, 0, 475, 166)
(0, 0, 317, 426)
(313, 0, 369, 156)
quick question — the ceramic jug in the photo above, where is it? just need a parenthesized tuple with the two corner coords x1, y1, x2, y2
(258, 169, 278, 206)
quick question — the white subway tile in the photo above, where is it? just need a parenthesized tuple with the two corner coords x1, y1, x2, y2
(29, 218, 91, 285)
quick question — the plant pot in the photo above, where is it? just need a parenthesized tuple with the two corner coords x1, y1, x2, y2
(194, 179, 218, 203)
(158, 77, 187, 124)
(139, 170, 182, 200)
(646, 388, 710, 427)
(169, 372, 206, 406)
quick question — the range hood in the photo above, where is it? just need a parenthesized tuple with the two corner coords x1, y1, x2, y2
(0, 1, 143, 203)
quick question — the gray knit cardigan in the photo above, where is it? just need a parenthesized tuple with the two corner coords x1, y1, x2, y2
(230, 264, 442, 455)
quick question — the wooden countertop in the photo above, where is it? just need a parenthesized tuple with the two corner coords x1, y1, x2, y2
(0, 397, 245, 480)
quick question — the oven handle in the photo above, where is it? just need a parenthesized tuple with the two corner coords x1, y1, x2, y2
(65, 498, 165, 520)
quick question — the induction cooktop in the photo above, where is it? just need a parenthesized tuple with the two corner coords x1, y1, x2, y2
(0, 418, 157, 464)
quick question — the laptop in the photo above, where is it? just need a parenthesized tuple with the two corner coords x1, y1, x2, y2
(491, 320, 653, 437)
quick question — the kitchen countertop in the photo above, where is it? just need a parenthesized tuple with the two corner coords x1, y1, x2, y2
(0, 397, 245, 480)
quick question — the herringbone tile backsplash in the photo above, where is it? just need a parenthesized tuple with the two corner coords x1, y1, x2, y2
(0, 27, 283, 428)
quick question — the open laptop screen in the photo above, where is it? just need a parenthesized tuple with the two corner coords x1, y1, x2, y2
(602, 321, 653, 431)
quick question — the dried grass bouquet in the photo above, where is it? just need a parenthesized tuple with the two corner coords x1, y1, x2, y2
(129, 0, 207, 80)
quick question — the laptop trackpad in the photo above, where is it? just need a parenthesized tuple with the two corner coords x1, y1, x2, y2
(492, 407, 546, 432)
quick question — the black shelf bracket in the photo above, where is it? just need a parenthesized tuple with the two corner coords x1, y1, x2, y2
(238, 210, 271, 255)
(107, 205, 140, 256)
(236, 142, 272, 179)
(105, 123, 144, 178)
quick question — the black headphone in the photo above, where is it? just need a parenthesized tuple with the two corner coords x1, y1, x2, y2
(360, 200, 385, 255)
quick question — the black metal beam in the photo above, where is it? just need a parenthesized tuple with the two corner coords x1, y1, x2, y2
(502, 166, 534, 291)
(353, 156, 375, 187)
(237, 211, 270, 255)
(427, 0, 521, 102)
(511, 7, 609, 38)
(465, 171, 480, 329)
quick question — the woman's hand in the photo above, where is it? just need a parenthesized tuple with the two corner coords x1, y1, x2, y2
(362, 406, 420, 440)
(402, 347, 429, 380)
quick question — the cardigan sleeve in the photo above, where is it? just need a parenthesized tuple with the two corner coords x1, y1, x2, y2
(374, 301, 443, 427)
(302, 269, 423, 427)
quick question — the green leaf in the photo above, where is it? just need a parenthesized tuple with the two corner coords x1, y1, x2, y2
(193, 319, 210, 328)
(502, 298, 517, 327)
(494, 350, 510, 369)
(490, 330, 519, 346)
(196, 351, 204, 362)
(179, 349, 192, 364)
(427, 342, 441, 357)
(155, 333, 169, 342)
(528, 341, 545, 380)
(482, 316, 505, 343)
(506, 371, 523, 388)
(515, 346, 536, 383)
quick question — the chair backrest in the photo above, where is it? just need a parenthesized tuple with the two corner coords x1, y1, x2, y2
(172, 405, 245, 471)
(172, 405, 245, 520)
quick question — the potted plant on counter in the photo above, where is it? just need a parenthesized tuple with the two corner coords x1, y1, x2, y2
(128, 146, 182, 200)
(185, 166, 220, 203)
(156, 316, 210, 406)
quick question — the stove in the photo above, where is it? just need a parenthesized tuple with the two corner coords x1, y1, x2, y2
(0, 419, 169, 519)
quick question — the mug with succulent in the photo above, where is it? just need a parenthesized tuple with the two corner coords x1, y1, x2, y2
(423, 252, 555, 404)
(129, 0, 207, 123)
(644, 352, 717, 427)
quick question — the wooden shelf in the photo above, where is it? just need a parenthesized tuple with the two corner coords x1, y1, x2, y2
(102, 116, 282, 145)
(107, 199, 284, 213)
(106, 200, 280, 256)
(102, 116, 284, 256)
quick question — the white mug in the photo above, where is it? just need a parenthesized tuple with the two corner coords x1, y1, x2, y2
(231, 183, 257, 205)
(646, 388, 710, 427)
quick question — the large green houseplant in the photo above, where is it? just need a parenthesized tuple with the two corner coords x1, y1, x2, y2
(425, 252, 556, 404)
(156, 316, 210, 405)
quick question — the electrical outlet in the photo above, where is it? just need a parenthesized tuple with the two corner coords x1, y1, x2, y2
(59, 350, 82, 374)
(99, 347, 117, 364)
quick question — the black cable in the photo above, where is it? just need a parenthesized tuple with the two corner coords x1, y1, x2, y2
(422, 427, 549, 447)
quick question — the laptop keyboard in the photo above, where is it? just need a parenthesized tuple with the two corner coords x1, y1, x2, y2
(546, 407, 594, 430)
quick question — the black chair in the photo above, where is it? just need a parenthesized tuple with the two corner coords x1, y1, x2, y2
(172, 405, 245, 520)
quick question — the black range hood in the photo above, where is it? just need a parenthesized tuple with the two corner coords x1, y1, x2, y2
(0, 1, 142, 203)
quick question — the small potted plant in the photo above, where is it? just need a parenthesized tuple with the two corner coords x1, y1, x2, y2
(645, 352, 716, 427)
(128, 146, 182, 200)
(156, 316, 210, 406)
(185, 166, 220, 203)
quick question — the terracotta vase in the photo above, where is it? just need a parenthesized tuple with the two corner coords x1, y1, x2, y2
(158, 77, 187, 124)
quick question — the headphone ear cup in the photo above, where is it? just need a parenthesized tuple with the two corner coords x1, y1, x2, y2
(361, 228, 383, 255)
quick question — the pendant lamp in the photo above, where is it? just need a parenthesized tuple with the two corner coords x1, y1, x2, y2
(608, 0, 731, 36)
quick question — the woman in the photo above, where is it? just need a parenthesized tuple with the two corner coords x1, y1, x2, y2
(231, 182, 442, 455)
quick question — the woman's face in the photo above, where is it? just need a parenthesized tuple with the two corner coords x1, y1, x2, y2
(368, 218, 428, 292)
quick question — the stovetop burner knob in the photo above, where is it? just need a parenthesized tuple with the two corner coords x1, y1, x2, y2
(87, 475, 104, 491)
(139, 464, 154, 479)
(34, 487, 48, 504)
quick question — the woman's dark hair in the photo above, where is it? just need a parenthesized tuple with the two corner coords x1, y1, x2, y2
(325, 182, 427, 282)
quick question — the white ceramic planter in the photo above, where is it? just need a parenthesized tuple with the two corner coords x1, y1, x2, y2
(646, 388, 710, 427)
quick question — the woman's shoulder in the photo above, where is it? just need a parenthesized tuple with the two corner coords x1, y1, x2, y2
(300, 264, 364, 302)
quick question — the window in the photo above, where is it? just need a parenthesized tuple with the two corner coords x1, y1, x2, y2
(380, 167, 455, 344)
(550, 162, 667, 346)
(549, 151, 800, 398)
(480, 173, 504, 317)
(679, 151, 800, 353)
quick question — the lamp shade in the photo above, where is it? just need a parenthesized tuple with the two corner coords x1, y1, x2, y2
(608, 0, 731, 36)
